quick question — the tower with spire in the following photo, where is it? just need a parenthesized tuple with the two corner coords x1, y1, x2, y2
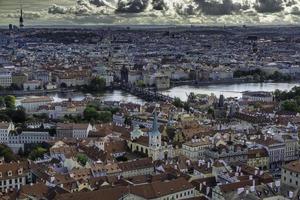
(148, 110, 162, 160)
(19, 1, 24, 28)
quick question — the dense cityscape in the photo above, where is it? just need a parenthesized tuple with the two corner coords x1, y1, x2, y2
(2, 7, 300, 199)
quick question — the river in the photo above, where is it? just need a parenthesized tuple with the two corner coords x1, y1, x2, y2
(161, 82, 300, 101)
(16, 82, 300, 105)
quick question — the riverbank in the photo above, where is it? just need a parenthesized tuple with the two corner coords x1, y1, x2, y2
(170, 78, 299, 87)
(0, 88, 77, 97)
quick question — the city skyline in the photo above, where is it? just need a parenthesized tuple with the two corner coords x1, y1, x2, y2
(1, 0, 300, 26)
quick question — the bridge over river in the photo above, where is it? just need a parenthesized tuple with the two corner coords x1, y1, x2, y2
(117, 83, 174, 102)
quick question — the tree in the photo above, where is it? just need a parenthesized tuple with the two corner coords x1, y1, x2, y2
(4, 95, 16, 109)
(9, 83, 21, 90)
(77, 153, 88, 166)
(165, 126, 176, 141)
(183, 102, 190, 112)
(88, 77, 106, 92)
(98, 111, 112, 123)
(0, 144, 16, 162)
(60, 82, 67, 88)
(18, 148, 24, 157)
(11, 106, 26, 123)
(0, 97, 5, 108)
(83, 106, 99, 121)
(282, 100, 299, 112)
(207, 107, 215, 119)
(173, 97, 183, 108)
(124, 115, 132, 126)
(136, 80, 145, 88)
(253, 102, 262, 109)
(29, 146, 47, 160)
(0, 113, 10, 122)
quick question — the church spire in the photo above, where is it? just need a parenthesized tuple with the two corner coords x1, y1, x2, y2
(152, 110, 159, 133)
(19, 0, 24, 28)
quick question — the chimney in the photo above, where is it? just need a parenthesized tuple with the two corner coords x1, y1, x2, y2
(259, 170, 264, 175)
(237, 187, 244, 194)
(206, 187, 210, 195)
(275, 180, 280, 187)
(268, 182, 273, 187)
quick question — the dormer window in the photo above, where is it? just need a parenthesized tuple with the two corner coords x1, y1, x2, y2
(18, 168, 23, 175)
(7, 171, 12, 177)
(0, 172, 2, 177)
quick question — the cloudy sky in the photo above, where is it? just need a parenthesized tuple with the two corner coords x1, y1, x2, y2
(1, 0, 300, 26)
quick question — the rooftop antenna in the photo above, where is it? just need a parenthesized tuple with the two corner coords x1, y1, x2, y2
(19, 0, 24, 28)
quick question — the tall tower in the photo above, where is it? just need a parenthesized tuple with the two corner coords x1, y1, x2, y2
(218, 94, 224, 108)
(148, 111, 162, 160)
(19, 1, 24, 28)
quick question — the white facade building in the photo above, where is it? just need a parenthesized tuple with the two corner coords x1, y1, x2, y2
(21, 96, 53, 112)
(0, 122, 15, 144)
(182, 138, 212, 161)
(23, 80, 41, 91)
(242, 91, 273, 102)
(0, 72, 12, 88)
(281, 160, 300, 188)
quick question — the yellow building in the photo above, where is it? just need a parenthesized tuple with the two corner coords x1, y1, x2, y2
(247, 148, 269, 170)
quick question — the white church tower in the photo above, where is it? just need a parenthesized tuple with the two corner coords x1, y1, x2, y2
(148, 110, 162, 160)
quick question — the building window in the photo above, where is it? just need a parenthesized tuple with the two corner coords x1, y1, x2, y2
(7, 171, 12, 177)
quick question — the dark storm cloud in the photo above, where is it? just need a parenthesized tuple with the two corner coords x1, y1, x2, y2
(286, 0, 297, 7)
(152, 0, 167, 11)
(291, 6, 300, 15)
(89, 0, 107, 7)
(194, 0, 242, 15)
(116, 0, 149, 13)
(175, 3, 197, 16)
(254, 0, 284, 13)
